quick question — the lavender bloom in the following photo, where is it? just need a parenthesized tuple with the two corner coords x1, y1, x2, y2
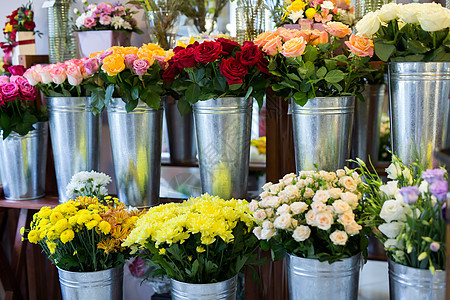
(124, 54, 138, 69)
(399, 186, 420, 204)
(429, 180, 448, 202)
(83, 58, 100, 75)
(430, 242, 440, 252)
(422, 168, 447, 185)
(100, 51, 113, 61)
(132, 59, 150, 76)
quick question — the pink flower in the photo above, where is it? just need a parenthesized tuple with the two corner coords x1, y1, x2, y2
(83, 58, 100, 75)
(0, 75, 10, 84)
(154, 55, 168, 70)
(345, 35, 374, 57)
(84, 17, 97, 29)
(41, 65, 53, 84)
(10, 75, 27, 85)
(19, 81, 37, 101)
(1, 83, 19, 101)
(24, 68, 42, 86)
(99, 15, 112, 25)
(114, 6, 125, 16)
(50, 64, 67, 84)
(66, 65, 83, 86)
(315, 10, 333, 23)
(0, 93, 4, 106)
(132, 59, 150, 76)
(262, 36, 282, 56)
(124, 54, 138, 69)
(100, 51, 113, 61)
(97, 2, 113, 11)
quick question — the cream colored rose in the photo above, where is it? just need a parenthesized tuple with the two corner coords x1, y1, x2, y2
(284, 185, 301, 199)
(292, 225, 311, 242)
(323, 172, 337, 182)
(380, 181, 398, 197)
(254, 209, 267, 221)
(265, 208, 275, 218)
(291, 218, 298, 228)
(345, 222, 362, 235)
(262, 220, 274, 229)
(378, 221, 403, 238)
(330, 230, 348, 245)
(253, 227, 262, 239)
(296, 179, 305, 188)
(283, 173, 297, 181)
(340, 176, 357, 192)
(278, 191, 290, 204)
(332, 200, 351, 214)
(340, 192, 359, 209)
(397, 3, 421, 24)
(269, 183, 282, 195)
(315, 212, 333, 230)
(274, 213, 292, 229)
(380, 199, 405, 223)
(313, 190, 330, 203)
(261, 228, 276, 240)
(262, 182, 273, 191)
(290, 202, 308, 215)
(305, 177, 314, 185)
(259, 191, 270, 199)
(259, 198, 269, 208)
(377, 3, 399, 23)
(338, 211, 355, 226)
(311, 202, 327, 213)
(276, 204, 291, 215)
(355, 11, 381, 37)
(249, 200, 259, 212)
(305, 210, 316, 225)
(328, 188, 342, 199)
(351, 172, 362, 184)
(299, 170, 315, 177)
(319, 170, 328, 178)
(266, 196, 281, 208)
(303, 188, 315, 198)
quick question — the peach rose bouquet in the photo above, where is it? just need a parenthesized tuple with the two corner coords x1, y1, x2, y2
(256, 25, 376, 106)
(250, 169, 370, 263)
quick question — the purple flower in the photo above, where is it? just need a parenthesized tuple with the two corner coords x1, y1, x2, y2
(430, 242, 440, 252)
(83, 58, 100, 75)
(399, 186, 420, 204)
(84, 16, 97, 29)
(124, 54, 138, 69)
(429, 180, 448, 202)
(0, 83, 19, 101)
(100, 51, 113, 61)
(18, 81, 37, 101)
(132, 59, 150, 76)
(422, 168, 446, 185)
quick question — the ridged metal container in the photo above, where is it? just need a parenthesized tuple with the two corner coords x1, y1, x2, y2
(47, 0, 76, 63)
(58, 267, 123, 300)
(292, 97, 355, 172)
(0, 122, 48, 200)
(171, 275, 237, 300)
(388, 62, 450, 168)
(107, 98, 163, 208)
(193, 97, 252, 200)
(389, 259, 446, 300)
(355, 0, 391, 20)
(164, 97, 197, 163)
(287, 253, 361, 300)
(351, 84, 385, 165)
(236, 6, 265, 44)
(46, 97, 101, 202)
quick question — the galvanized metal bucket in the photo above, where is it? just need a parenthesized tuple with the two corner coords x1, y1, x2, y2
(388, 62, 450, 168)
(0, 122, 48, 200)
(389, 259, 446, 300)
(164, 97, 197, 163)
(193, 97, 252, 200)
(57, 267, 123, 300)
(351, 84, 385, 165)
(107, 98, 163, 208)
(287, 253, 361, 300)
(292, 97, 355, 172)
(171, 275, 237, 300)
(46, 97, 101, 202)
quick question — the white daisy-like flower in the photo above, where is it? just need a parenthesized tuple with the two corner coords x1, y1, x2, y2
(75, 13, 87, 28)
(288, 10, 304, 23)
(321, 1, 334, 10)
(111, 16, 125, 29)
(122, 21, 132, 30)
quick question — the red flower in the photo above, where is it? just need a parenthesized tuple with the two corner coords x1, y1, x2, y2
(24, 21, 35, 31)
(162, 63, 180, 82)
(186, 41, 199, 49)
(10, 10, 18, 18)
(194, 41, 223, 63)
(216, 38, 239, 55)
(219, 57, 248, 86)
(257, 55, 270, 75)
(9, 19, 18, 26)
(172, 47, 197, 69)
(236, 42, 263, 66)
(8, 65, 26, 76)
(173, 46, 185, 54)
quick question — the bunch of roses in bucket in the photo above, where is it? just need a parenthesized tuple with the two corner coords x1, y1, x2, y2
(162, 38, 269, 114)
(74, 1, 142, 33)
(88, 44, 173, 113)
(122, 194, 262, 283)
(355, 157, 447, 273)
(22, 195, 143, 272)
(0, 65, 47, 138)
(255, 25, 376, 106)
(249, 169, 371, 262)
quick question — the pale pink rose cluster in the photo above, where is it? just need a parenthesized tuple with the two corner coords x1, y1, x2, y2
(250, 169, 365, 247)
(24, 58, 91, 87)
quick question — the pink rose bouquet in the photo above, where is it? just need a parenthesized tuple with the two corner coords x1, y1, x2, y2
(0, 65, 47, 138)
(256, 26, 376, 106)
(74, 1, 142, 33)
(250, 169, 370, 263)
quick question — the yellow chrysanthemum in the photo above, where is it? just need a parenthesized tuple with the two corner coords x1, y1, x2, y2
(287, 0, 307, 12)
(54, 218, 69, 233)
(28, 230, 41, 243)
(60, 229, 75, 244)
(85, 220, 99, 230)
(98, 221, 112, 235)
(159, 248, 166, 255)
(46, 241, 57, 254)
(305, 8, 316, 19)
(50, 211, 63, 224)
(196, 246, 205, 253)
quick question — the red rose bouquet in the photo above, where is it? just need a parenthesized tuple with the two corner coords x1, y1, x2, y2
(163, 38, 269, 114)
(0, 65, 47, 138)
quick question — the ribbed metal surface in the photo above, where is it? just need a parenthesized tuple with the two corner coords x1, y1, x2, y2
(47, 0, 76, 63)
(236, 6, 265, 44)
(171, 275, 237, 300)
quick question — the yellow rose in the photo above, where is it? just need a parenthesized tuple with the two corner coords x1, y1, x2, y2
(137, 49, 156, 66)
(288, 0, 307, 12)
(101, 54, 125, 76)
(305, 8, 316, 19)
(60, 229, 75, 244)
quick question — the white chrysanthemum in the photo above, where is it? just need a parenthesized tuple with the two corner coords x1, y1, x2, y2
(321, 1, 334, 10)
(111, 16, 125, 29)
(76, 13, 87, 28)
(122, 21, 132, 30)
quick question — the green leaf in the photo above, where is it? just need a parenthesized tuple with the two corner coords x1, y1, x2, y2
(125, 100, 138, 112)
(324, 59, 337, 71)
(213, 75, 227, 92)
(268, 59, 277, 71)
(293, 91, 308, 106)
(244, 86, 253, 101)
(333, 55, 348, 64)
(229, 83, 242, 91)
(185, 84, 201, 104)
(374, 41, 396, 62)
(324, 69, 345, 83)
(304, 61, 315, 77)
(177, 100, 192, 115)
(302, 45, 319, 62)
(131, 87, 139, 101)
(407, 40, 430, 54)
(141, 91, 161, 109)
(105, 84, 114, 101)
(271, 84, 285, 91)
(318, 43, 330, 53)
(287, 73, 302, 82)
(316, 66, 327, 78)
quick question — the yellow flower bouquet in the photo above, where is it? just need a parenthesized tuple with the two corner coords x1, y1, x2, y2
(123, 194, 262, 283)
(22, 196, 143, 272)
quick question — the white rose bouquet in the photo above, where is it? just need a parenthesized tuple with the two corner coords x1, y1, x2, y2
(355, 3, 450, 62)
(249, 169, 370, 263)
(354, 156, 447, 273)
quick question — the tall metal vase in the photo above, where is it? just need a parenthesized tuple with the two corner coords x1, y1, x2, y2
(164, 97, 197, 163)
(389, 259, 446, 300)
(236, 4, 265, 44)
(193, 97, 252, 200)
(58, 267, 123, 300)
(388, 62, 450, 168)
(292, 97, 355, 172)
(287, 253, 361, 300)
(107, 98, 163, 208)
(0, 122, 48, 200)
(351, 84, 385, 165)
(47, 97, 101, 202)
(171, 275, 237, 300)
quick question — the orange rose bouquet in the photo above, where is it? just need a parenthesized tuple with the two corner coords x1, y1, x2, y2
(86, 44, 173, 113)
(256, 25, 376, 105)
